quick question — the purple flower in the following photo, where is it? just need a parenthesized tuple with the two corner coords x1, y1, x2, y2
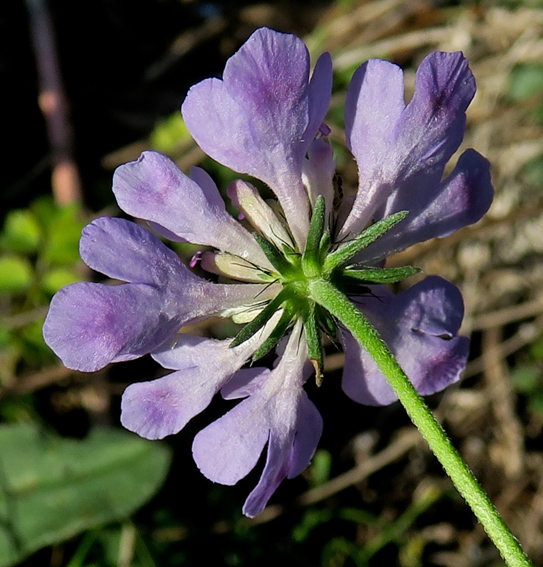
(43, 27, 493, 517)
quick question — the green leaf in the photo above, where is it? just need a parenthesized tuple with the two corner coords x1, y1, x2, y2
(0, 424, 171, 567)
(527, 394, 543, 416)
(18, 320, 53, 365)
(0, 209, 41, 254)
(0, 256, 33, 294)
(309, 449, 332, 487)
(510, 364, 541, 394)
(529, 335, 543, 361)
(253, 234, 295, 277)
(291, 507, 333, 543)
(30, 197, 57, 233)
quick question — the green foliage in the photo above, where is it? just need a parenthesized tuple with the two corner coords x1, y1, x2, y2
(0, 256, 33, 295)
(41, 266, 81, 296)
(519, 153, 543, 188)
(3, 5, 539, 564)
(321, 484, 443, 566)
(507, 64, 543, 125)
(150, 112, 192, 154)
(0, 197, 85, 296)
(0, 424, 171, 567)
(292, 508, 334, 543)
(0, 210, 41, 254)
(0, 197, 86, 377)
(32, 199, 84, 265)
(63, 524, 158, 567)
(333, 62, 360, 94)
(507, 65, 543, 102)
(309, 449, 333, 487)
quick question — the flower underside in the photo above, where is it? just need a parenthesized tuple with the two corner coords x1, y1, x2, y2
(42, 26, 494, 518)
(224, 195, 419, 383)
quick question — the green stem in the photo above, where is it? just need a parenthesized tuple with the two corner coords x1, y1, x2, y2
(309, 279, 533, 567)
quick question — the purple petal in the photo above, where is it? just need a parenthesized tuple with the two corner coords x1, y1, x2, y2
(79, 217, 195, 285)
(113, 151, 267, 263)
(242, 435, 292, 517)
(242, 390, 322, 518)
(341, 51, 476, 238)
(345, 59, 405, 157)
(183, 28, 308, 180)
(192, 387, 271, 485)
(46, 272, 277, 372)
(221, 367, 270, 400)
(302, 139, 336, 214)
(44, 276, 276, 372)
(343, 59, 405, 233)
(182, 28, 333, 247)
(304, 52, 334, 154)
(193, 324, 322, 516)
(394, 51, 475, 172)
(286, 393, 323, 478)
(44, 215, 279, 371)
(121, 369, 208, 441)
(358, 149, 494, 262)
(43, 282, 181, 372)
(121, 311, 283, 439)
(121, 335, 263, 440)
(342, 277, 469, 406)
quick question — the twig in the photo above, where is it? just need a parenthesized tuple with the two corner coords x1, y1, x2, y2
(471, 298, 543, 331)
(0, 365, 80, 398)
(482, 327, 524, 479)
(464, 314, 543, 379)
(26, 0, 82, 205)
(145, 17, 227, 82)
(3, 307, 49, 330)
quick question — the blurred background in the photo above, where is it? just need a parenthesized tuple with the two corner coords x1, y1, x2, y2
(2, 0, 543, 565)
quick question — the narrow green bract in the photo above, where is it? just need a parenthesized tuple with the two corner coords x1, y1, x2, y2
(323, 210, 409, 275)
(230, 196, 418, 382)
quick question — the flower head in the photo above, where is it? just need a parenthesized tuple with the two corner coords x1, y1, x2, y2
(43, 27, 493, 517)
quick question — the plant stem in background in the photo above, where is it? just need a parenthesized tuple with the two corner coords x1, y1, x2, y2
(26, 0, 82, 205)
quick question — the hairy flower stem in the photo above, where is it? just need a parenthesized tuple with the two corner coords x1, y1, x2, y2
(309, 279, 533, 567)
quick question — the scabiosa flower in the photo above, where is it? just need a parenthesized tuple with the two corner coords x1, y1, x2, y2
(43, 27, 493, 517)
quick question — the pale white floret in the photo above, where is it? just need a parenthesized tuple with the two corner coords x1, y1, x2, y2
(227, 180, 294, 249)
(201, 251, 275, 283)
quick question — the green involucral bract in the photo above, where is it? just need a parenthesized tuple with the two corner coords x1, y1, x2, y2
(230, 196, 418, 380)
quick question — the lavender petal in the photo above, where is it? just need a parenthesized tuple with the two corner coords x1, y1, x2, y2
(341, 51, 476, 238)
(113, 151, 267, 263)
(342, 277, 469, 406)
(193, 324, 321, 516)
(182, 28, 332, 247)
(358, 149, 494, 262)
